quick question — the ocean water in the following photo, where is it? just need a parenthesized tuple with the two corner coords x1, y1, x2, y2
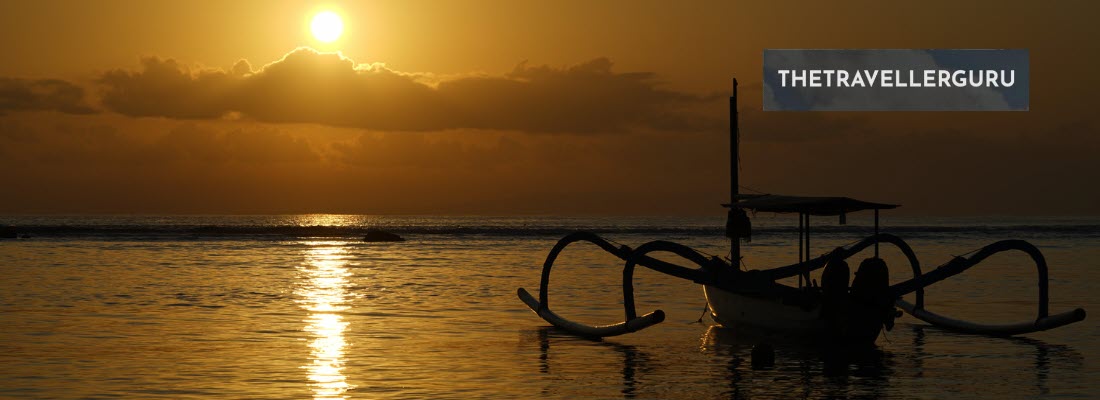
(0, 214, 1097, 399)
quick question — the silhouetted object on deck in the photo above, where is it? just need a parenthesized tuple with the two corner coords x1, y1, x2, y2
(849, 257, 897, 342)
(363, 229, 405, 242)
(725, 208, 751, 240)
(821, 259, 851, 338)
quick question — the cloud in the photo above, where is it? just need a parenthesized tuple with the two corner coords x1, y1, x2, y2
(98, 58, 241, 119)
(97, 48, 721, 133)
(0, 77, 96, 115)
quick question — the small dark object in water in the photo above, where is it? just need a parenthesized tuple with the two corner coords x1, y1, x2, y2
(751, 342, 775, 369)
(363, 229, 405, 242)
(1, 226, 18, 239)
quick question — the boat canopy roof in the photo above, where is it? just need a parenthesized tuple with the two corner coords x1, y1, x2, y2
(723, 194, 898, 216)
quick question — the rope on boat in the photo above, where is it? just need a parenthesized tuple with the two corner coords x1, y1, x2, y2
(695, 302, 710, 323)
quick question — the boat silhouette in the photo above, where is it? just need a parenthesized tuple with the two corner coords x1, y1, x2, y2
(517, 79, 1086, 346)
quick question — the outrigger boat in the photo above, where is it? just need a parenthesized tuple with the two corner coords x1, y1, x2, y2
(518, 79, 1086, 345)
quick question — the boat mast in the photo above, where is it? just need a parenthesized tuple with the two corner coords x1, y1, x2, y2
(730, 79, 740, 266)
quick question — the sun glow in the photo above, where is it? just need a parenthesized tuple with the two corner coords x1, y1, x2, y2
(311, 11, 344, 43)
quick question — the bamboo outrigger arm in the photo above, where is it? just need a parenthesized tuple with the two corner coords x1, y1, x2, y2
(890, 240, 1087, 335)
(517, 232, 727, 337)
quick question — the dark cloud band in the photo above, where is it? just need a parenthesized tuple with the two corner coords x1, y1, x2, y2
(0, 78, 96, 115)
(97, 48, 721, 133)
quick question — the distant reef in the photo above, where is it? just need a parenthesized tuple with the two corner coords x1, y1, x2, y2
(363, 229, 405, 242)
(1, 226, 18, 239)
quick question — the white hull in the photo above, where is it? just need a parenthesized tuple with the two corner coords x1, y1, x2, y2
(703, 285, 825, 337)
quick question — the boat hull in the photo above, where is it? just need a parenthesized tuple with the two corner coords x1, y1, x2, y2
(703, 285, 883, 345)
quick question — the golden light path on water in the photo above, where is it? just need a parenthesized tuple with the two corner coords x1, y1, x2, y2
(297, 241, 354, 399)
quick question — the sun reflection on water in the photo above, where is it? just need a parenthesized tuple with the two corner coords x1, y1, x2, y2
(297, 241, 354, 399)
(290, 214, 360, 227)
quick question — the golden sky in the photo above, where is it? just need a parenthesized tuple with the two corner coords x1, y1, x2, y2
(1, 0, 1097, 215)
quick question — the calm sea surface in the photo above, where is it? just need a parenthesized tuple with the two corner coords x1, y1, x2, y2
(1, 215, 1097, 399)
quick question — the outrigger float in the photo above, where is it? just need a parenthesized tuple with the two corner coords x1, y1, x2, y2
(518, 79, 1086, 345)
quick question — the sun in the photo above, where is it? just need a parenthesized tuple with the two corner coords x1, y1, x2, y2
(311, 11, 344, 43)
